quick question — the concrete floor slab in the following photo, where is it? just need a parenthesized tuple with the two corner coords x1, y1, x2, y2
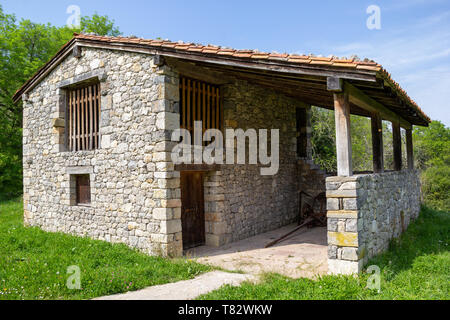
(186, 224, 328, 279)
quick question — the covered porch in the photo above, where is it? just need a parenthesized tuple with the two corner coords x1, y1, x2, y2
(187, 223, 327, 279)
(164, 51, 429, 274)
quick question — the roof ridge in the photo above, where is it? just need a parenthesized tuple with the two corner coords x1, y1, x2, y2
(73, 33, 382, 66)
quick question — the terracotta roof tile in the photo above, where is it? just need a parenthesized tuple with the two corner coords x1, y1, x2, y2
(356, 65, 381, 71)
(250, 54, 270, 59)
(333, 58, 355, 63)
(161, 43, 177, 48)
(217, 51, 235, 56)
(202, 48, 220, 54)
(309, 60, 334, 65)
(287, 57, 311, 63)
(332, 62, 358, 68)
(310, 56, 333, 61)
(233, 53, 253, 58)
(268, 53, 289, 58)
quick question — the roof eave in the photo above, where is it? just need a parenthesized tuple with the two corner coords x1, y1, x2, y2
(12, 37, 77, 103)
(13, 34, 431, 127)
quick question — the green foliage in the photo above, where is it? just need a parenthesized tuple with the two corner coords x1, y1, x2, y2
(0, 5, 121, 199)
(413, 120, 450, 169)
(350, 114, 372, 172)
(198, 206, 450, 300)
(0, 198, 210, 300)
(80, 13, 121, 37)
(413, 121, 450, 210)
(421, 165, 450, 211)
(310, 107, 336, 172)
(310, 107, 373, 173)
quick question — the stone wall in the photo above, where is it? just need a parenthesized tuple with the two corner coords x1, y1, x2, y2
(22, 47, 182, 256)
(326, 170, 421, 274)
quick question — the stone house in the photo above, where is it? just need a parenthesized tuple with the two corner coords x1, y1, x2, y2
(13, 33, 430, 274)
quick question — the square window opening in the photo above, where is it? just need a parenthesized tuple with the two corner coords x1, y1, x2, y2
(71, 174, 91, 205)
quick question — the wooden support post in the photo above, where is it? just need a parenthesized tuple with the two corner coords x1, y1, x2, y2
(392, 122, 402, 171)
(371, 113, 384, 173)
(406, 128, 414, 170)
(333, 90, 352, 176)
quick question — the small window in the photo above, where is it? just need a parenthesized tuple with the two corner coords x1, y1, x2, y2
(75, 175, 91, 205)
(67, 82, 100, 151)
(179, 77, 222, 143)
(296, 108, 307, 158)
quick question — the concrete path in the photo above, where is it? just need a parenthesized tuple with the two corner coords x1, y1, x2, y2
(94, 271, 256, 300)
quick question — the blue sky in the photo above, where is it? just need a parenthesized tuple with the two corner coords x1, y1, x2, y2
(3, 0, 449, 125)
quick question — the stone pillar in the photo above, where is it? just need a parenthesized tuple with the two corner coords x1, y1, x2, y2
(151, 62, 183, 257)
(392, 122, 402, 171)
(204, 171, 227, 246)
(371, 113, 384, 173)
(406, 128, 414, 170)
(326, 176, 363, 274)
(333, 91, 352, 176)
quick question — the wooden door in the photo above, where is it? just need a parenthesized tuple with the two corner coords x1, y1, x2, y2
(181, 171, 205, 249)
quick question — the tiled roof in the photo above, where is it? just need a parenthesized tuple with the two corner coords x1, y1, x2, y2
(14, 33, 430, 124)
(75, 34, 430, 124)
(74, 33, 382, 71)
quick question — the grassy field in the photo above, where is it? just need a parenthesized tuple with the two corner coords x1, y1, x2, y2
(0, 198, 211, 300)
(1, 197, 448, 301)
(199, 206, 450, 300)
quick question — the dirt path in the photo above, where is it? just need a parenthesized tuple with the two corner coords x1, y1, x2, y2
(93, 271, 256, 300)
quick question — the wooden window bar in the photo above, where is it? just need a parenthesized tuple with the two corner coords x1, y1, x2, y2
(180, 77, 222, 143)
(67, 83, 101, 151)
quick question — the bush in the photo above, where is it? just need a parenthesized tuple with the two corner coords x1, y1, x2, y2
(421, 161, 450, 211)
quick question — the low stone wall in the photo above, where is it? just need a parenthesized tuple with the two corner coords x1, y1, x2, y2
(326, 170, 421, 274)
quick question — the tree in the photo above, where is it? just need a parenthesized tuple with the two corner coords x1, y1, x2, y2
(0, 5, 121, 199)
(80, 13, 121, 37)
(310, 107, 374, 173)
(413, 120, 450, 169)
(311, 107, 336, 172)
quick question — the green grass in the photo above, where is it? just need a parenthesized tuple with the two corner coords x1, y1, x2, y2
(198, 206, 450, 300)
(0, 198, 211, 300)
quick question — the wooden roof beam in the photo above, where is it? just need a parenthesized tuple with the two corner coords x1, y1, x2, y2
(343, 81, 412, 129)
